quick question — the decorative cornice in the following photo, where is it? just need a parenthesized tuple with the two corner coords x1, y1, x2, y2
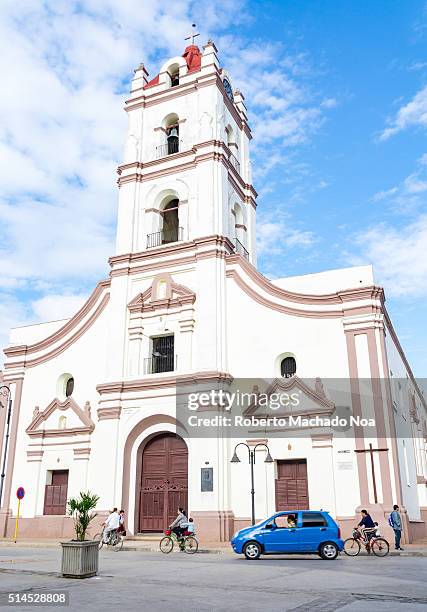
(26, 449, 44, 461)
(73, 447, 91, 456)
(116, 140, 256, 201)
(97, 371, 233, 395)
(26, 397, 95, 438)
(244, 376, 335, 417)
(226, 269, 342, 318)
(128, 281, 196, 314)
(109, 235, 235, 269)
(226, 254, 384, 307)
(4, 294, 110, 369)
(97, 407, 122, 420)
(4, 280, 110, 360)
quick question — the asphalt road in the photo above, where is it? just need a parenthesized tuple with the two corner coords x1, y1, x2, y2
(0, 547, 426, 611)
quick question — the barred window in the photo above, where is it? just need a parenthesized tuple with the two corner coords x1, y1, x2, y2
(281, 357, 296, 378)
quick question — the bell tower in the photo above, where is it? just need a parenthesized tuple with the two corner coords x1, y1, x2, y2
(115, 39, 257, 264)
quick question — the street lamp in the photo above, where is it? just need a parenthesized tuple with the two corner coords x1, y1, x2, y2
(0, 385, 12, 508)
(230, 442, 273, 525)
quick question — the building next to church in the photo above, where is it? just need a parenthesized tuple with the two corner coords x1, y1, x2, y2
(1, 40, 426, 542)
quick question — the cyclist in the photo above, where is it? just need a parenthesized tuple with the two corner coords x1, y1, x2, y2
(103, 507, 120, 543)
(356, 509, 376, 543)
(169, 507, 187, 541)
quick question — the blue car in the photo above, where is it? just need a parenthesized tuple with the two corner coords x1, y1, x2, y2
(231, 510, 344, 560)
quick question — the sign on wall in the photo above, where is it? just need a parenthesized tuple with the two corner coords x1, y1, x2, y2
(201, 467, 213, 492)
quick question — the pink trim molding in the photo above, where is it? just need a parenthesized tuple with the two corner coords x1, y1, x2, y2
(26, 397, 95, 438)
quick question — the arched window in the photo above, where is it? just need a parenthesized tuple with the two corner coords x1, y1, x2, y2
(163, 113, 180, 155)
(65, 377, 74, 397)
(169, 64, 180, 87)
(166, 125, 179, 154)
(281, 356, 296, 378)
(162, 199, 179, 243)
(225, 124, 235, 147)
(58, 415, 67, 429)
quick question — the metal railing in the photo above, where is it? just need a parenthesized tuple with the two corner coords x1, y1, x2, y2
(228, 152, 241, 174)
(155, 139, 182, 158)
(144, 354, 177, 374)
(146, 227, 184, 249)
(234, 237, 249, 260)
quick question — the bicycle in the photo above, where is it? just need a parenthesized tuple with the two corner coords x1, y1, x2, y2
(159, 529, 198, 554)
(94, 527, 124, 552)
(343, 527, 389, 557)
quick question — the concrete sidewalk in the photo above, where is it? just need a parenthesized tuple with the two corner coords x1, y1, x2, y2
(1, 537, 426, 556)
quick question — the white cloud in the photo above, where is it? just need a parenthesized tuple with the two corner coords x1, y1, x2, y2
(31, 294, 87, 322)
(257, 218, 315, 257)
(321, 97, 338, 109)
(350, 215, 427, 297)
(371, 154, 427, 212)
(379, 84, 427, 140)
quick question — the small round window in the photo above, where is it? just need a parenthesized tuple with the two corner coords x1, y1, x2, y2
(281, 357, 296, 378)
(65, 377, 74, 397)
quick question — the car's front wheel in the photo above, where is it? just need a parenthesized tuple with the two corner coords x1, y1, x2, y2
(319, 542, 339, 560)
(243, 541, 262, 560)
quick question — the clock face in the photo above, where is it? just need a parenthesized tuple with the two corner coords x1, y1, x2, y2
(223, 78, 233, 101)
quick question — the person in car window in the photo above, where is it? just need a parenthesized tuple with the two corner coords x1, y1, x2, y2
(287, 514, 296, 528)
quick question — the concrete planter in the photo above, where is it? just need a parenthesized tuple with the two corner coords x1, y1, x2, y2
(61, 540, 99, 578)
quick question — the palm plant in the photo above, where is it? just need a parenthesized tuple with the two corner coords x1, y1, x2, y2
(67, 491, 100, 541)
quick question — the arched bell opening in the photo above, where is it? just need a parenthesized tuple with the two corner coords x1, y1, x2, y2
(164, 113, 180, 155)
(161, 198, 180, 244)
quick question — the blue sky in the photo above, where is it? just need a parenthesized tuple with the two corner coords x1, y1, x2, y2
(0, 1, 426, 374)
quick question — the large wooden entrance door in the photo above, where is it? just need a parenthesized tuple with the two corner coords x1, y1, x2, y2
(138, 433, 188, 532)
(275, 459, 309, 510)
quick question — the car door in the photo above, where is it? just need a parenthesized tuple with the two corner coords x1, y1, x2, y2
(299, 512, 331, 551)
(260, 513, 300, 553)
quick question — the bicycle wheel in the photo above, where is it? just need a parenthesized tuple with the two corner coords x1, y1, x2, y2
(94, 533, 104, 549)
(343, 538, 361, 556)
(184, 536, 198, 554)
(111, 535, 124, 552)
(159, 536, 174, 554)
(371, 538, 389, 557)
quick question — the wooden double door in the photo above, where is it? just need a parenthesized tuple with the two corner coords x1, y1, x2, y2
(43, 470, 69, 515)
(138, 433, 188, 532)
(275, 459, 309, 510)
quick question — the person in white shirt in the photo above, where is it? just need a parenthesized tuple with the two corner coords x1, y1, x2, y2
(186, 517, 195, 534)
(103, 507, 120, 543)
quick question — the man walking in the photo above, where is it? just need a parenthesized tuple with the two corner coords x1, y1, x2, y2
(390, 504, 404, 551)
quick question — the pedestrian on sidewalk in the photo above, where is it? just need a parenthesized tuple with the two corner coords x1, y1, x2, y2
(390, 504, 404, 551)
(118, 509, 126, 536)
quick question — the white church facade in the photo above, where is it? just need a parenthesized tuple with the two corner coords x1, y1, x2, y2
(1, 41, 426, 542)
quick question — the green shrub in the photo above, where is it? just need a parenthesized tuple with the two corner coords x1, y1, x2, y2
(67, 491, 100, 541)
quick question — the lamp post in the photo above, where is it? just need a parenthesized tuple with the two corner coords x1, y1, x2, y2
(230, 442, 273, 525)
(0, 385, 12, 508)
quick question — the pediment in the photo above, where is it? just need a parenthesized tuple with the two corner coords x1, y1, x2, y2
(244, 376, 335, 418)
(26, 397, 95, 438)
(128, 280, 196, 313)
